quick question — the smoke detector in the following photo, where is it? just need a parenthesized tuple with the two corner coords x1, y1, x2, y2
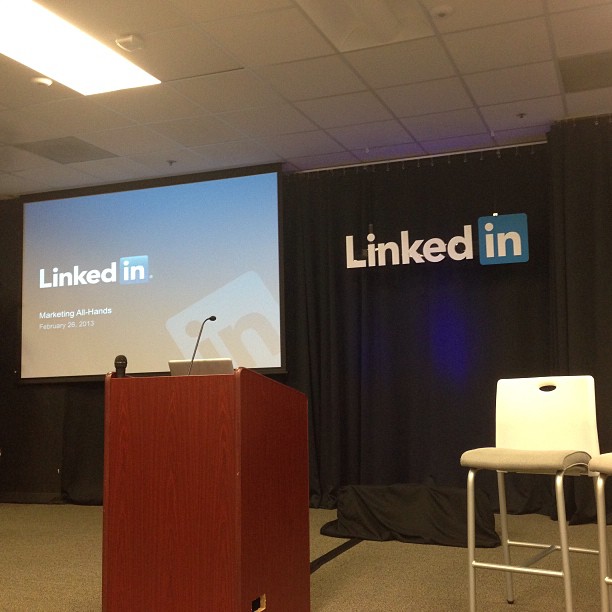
(115, 34, 144, 52)
(430, 4, 454, 19)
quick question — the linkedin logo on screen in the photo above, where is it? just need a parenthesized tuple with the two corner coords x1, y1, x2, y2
(39, 255, 150, 288)
(119, 256, 149, 284)
(345, 213, 529, 268)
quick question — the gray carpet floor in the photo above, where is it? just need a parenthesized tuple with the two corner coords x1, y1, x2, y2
(0, 503, 607, 611)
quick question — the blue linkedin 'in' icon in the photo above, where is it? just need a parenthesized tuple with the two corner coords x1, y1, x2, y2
(119, 255, 149, 284)
(478, 213, 529, 265)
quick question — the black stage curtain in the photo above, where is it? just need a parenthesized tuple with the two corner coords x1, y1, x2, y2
(282, 147, 553, 509)
(547, 118, 612, 522)
(549, 118, 612, 446)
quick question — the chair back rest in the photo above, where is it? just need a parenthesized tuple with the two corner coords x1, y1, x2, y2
(495, 375, 600, 455)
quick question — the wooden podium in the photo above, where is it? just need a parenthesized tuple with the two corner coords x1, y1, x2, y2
(102, 368, 310, 611)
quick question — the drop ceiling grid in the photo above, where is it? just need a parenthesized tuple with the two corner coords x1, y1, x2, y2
(0, 0, 611, 197)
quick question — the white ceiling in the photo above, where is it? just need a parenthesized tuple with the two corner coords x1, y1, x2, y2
(1, 0, 612, 198)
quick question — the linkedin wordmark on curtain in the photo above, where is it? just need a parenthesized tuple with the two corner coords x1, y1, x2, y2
(345, 213, 529, 268)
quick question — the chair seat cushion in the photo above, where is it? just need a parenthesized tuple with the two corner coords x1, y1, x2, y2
(588, 452, 612, 473)
(460, 447, 591, 473)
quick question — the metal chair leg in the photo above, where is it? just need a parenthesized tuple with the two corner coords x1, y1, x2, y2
(596, 474, 610, 612)
(497, 471, 514, 604)
(467, 468, 477, 612)
(555, 472, 573, 612)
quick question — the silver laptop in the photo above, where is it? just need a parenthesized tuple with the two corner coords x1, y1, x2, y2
(168, 358, 234, 376)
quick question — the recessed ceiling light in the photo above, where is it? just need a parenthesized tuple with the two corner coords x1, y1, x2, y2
(0, 1, 160, 95)
(31, 76, 53, 87)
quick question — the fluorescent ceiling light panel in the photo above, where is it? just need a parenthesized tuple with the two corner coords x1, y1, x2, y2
(0, 0, 160, 95)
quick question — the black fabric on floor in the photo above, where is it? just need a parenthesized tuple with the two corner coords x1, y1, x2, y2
(320, 483, 500, 548)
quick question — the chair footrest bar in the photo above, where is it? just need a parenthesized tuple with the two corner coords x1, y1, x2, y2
(566, 545, 598, 555)
(523, 545, 557, 568)
(508, 540, 559, 550)
(605, 577, 612, 586)
(472, 561, 564, 578)
(507, 540, 598, 555)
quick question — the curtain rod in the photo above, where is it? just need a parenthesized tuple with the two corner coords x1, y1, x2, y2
(294, 140, 548, 175)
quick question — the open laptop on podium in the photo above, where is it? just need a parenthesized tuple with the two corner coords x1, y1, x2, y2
(168, 358, 234, 376)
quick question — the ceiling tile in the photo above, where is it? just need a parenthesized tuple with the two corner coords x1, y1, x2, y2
(253, 56, 365, 101)
(421, 133, 496, 155)
(443, 18, 552, 73)
(402, 108, 488, 140)
(126, 26, 242, 82)
(296, 92, 393, 128)
(294, 0, 433, 52)
(171, 0, 292, 22)
(464, 62, 561, 106)
(559, 50, 612, 93)
(327, 120, 413, 149)
(421, 0, 544, 32)
(345, 38, 456, 89)
(79, 126, 184, 156)
(550, 4, 612, 56)
(200, 8, 335, 66)
(0, 172, 46, 197)
(219, 105, 317, 136)
(480, 96, 565, 132)
(12, 164, 99, 190)
(377, 78, 473, 117)
(547, 0, 608, 11)
(129, 148, 210, 174)
(23, 99, 135, 136)
(493, 125, 550, 146)
(149, 115, 243, 146)
(0, 109, 67, 145)
(565, 86, 612, 117)
(93, 85, 203, 123)
(260, 131, 345, 157)
(351, 142, 425, 163)
(68, 157, 156, 182)
(288, 150, 361, 171)
(169, 70, 283, 113)
(0, 145, 59, 172)
(190, 140, 282, 169)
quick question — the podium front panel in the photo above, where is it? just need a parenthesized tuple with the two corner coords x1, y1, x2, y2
(103, 374, 239, 611)
(103, 370, 310, 612)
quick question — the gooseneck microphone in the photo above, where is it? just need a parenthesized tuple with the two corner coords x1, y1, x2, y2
(188, 316, 216, 375)
(114, 354, 127, 378)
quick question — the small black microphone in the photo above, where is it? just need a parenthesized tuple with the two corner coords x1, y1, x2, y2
(114, 354, 127, 378)
(188, 316, 216, 375)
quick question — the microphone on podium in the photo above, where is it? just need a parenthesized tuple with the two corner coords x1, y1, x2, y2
(188, 316, 216, 375)
(114, 354, 128, 378)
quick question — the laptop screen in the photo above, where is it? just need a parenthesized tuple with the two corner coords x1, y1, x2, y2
(168, 358, 234, 376)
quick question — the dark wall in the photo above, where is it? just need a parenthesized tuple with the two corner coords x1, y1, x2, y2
(0, 197, 105, 503)
(0, 199, 65, 501)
